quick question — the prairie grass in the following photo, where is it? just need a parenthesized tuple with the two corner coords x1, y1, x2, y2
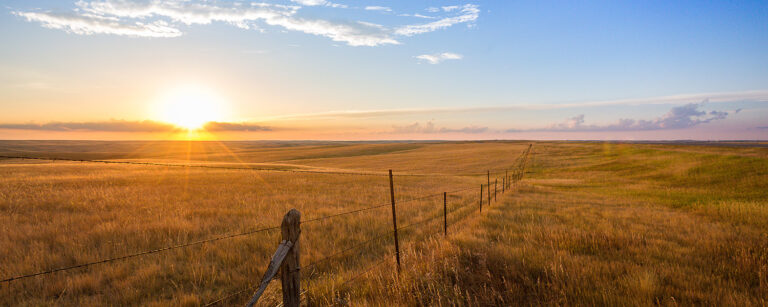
(1, 141, 767, 306)
(316, 141, 768, 306)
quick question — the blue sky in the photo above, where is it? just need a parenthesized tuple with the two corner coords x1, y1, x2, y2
(1, 0, 767, 140)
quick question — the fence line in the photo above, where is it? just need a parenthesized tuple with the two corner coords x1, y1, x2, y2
(0, 154, 517, 178)
(229, 144, 533, 306)
(2, 144, 533, 306)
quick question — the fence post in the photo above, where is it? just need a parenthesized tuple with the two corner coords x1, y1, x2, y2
(487, 170, 491, 205)
(502, 176, 505, 193)
(388, 170, 401, 274)
(443, 192, 447, 237)
(280, 209, 301, 307)
(494, 179, 497, 201)
(479, 184, 483, 212)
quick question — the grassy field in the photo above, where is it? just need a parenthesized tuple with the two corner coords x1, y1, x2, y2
(1, 141, 767, 306)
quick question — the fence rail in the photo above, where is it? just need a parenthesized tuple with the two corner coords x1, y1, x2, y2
(0, 144, 533, 306)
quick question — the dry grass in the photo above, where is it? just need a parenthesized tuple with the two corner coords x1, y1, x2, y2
(321, 142, 768, 306)
(1, 141, 767, 306)
(0, 141, 523, 306)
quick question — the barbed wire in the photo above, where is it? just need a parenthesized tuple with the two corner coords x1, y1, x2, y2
(0, 224, 281, 283)
(303, 231, 393, 272)
(0, 147, 529, 178)
(301, 186, 476, 225)
(0, 155, 431, 177)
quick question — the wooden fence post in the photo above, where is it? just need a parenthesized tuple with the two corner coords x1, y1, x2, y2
(388, 170, 401, 274)
(506, 169, 509, 189)
(280, 209, 301, 307)
(494, 179, 497, 201)
(502, 176, 505, 193)
(479, 184, 483, 212)
(443, 192, 447, 237)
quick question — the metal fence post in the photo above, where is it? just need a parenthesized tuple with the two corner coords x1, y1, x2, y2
(388, 170, 401, 274)
(443, 192, 447, 236)
(479, 184, 483, 212)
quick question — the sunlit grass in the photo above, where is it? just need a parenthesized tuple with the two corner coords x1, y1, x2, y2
(1, 141, 766, 305)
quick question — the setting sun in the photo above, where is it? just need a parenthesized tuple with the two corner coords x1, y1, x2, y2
(155, 86, 226, 130)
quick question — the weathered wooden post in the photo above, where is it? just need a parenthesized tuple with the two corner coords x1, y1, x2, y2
(246, 209, 301, 307)
(388, 170, 401, 274)
(442, 192, 448, 236)
(280, 209, 301, 307)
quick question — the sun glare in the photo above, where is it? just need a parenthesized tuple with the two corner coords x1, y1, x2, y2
(156, 86, 226, 130)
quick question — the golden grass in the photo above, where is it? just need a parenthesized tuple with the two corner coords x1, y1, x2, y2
(1, 141, 767, 306)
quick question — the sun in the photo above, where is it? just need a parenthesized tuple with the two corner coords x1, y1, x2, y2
(156, 86, 226, 130)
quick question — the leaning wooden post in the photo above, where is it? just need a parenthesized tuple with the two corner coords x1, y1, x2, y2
(443, 192, 448, 237)
(479, 184, 483, 212)
(280, 209, 301, 307)
(487, 170, 491, 205)
(388, 170, 401, 274)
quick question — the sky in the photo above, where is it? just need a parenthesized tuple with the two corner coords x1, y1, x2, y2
(1, 0, 767, 140)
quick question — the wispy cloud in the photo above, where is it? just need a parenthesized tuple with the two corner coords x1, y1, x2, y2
(262, 90, 768, 121)
(13, 11, 181, 37)
(365, 6, 391, 12)
(14, 1, 481, 47)
(391, 121, 487, 134)
(16, 0, 394, 46)
(203, 121, 271, 131)
(415, 52, 463, 64)
(398, 13, 436, 19)
(0, 120, 179, 132)
(395, 4, 479, 36)
(290, 0, 347, 8)
(508, 103, 733, 132)
(0, 120, 274, 132)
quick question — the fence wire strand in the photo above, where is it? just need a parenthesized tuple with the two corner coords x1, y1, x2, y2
(0, 225, 281, 283)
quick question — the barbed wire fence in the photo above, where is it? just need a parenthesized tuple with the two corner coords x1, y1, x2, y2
(0, 144, 533, 306)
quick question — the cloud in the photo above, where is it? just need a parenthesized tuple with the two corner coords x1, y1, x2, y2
(365, 6, 391, 12)
(202, 121, 271, 131)
(16, 0, 397, 46)
(260, 90, 768, 122)
(15, 1, 482, 47)
(0, 120, 274, 132)
(508, 103, 733, 132)
(442, 6, 460, 12)
(415, 52, 463, 64)
(391, 121, 487, 134)
(13, 11, 181, 37)
(264, 17, 398, 47)
(0, 120, 179, 132)
(290, 0, 347, 9)
(398, 13, 437, 19)
(395, 4, 479, 36)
